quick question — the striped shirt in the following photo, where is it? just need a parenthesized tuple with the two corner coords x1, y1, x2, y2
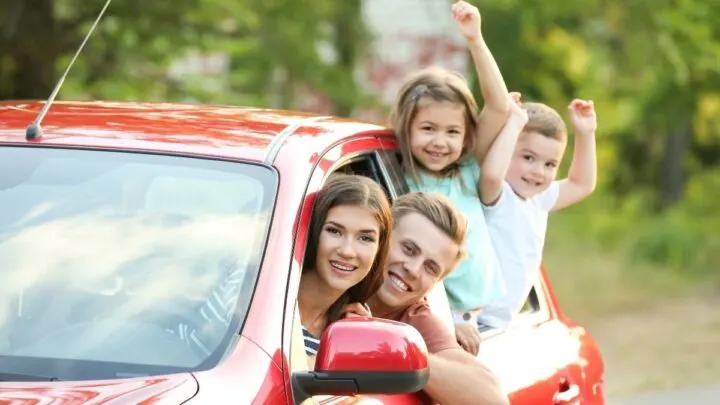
(302, 325, 320, 356)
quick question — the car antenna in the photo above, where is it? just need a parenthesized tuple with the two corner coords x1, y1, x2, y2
(25, 0, 113, 140)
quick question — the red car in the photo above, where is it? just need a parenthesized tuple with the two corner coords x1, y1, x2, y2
(0, 101, 605, 404)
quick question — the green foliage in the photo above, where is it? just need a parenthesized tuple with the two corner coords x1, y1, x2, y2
(1, 0, 719, 280)
(463, 0, 720, 282)
(0, 0, 370, 112)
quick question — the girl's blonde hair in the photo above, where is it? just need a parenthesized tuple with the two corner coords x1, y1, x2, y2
(388, 67, 480, 184)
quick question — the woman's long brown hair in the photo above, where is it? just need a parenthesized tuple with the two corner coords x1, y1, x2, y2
(302, 174, 392, 324)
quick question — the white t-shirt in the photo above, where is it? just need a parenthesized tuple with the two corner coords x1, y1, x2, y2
(478, 181, 560, 329)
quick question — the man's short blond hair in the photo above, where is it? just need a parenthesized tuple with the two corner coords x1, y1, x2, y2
(392, 192, 468, 274)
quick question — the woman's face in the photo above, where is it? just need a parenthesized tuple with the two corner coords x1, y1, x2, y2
(315, 204, 381, 294)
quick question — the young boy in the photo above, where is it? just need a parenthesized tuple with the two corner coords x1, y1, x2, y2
(478, 97, 598, 329)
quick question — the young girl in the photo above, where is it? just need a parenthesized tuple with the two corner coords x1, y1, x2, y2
(388, 1, 511, 354)
(298, 174, 393, 367)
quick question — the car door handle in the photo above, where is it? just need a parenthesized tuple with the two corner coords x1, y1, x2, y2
(553, 378, 580, 405)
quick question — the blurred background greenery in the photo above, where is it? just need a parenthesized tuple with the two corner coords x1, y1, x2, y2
(1, 0, 719, 399)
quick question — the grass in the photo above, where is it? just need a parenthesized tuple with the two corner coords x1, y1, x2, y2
(542, 216, 720, 398)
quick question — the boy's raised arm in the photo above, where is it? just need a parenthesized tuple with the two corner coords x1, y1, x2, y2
(451, 1, 510, 164)
(553, 99, 598, 211)
(480, 93, 527, 205)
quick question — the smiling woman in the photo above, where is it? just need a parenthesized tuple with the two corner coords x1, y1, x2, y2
(0, 146, 276, 380)
(297, 174, 393, 366)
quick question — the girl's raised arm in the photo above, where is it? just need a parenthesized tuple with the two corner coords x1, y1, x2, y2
(451, 1, 510, 164)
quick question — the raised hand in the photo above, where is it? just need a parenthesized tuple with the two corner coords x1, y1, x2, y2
(508, 91, 528, 126)
(451, 1, 482, 42)
(568, 99, 597, 136)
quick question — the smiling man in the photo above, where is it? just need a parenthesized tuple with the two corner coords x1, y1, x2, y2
(366, 192, 509, 405)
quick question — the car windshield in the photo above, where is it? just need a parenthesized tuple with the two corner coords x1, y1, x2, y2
(0, 146, 276, 381)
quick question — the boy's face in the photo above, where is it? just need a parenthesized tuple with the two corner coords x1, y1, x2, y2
(507, 131, 566, 199)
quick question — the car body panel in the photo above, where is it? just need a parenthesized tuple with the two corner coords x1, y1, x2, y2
(0, 101, 384, 164)
(0, 101, 604, 405)
(0, 374, 198, 404)
(189, 335, 285, 404)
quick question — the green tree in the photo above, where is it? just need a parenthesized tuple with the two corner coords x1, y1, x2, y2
(0, 0, 370, 113)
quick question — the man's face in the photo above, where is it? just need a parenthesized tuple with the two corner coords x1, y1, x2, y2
(374, 212, 460, 309)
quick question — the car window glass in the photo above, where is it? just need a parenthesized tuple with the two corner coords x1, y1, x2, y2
(144, 173, 262, 216)
(0, 146, 276, 380)
(333, 153, 391, 198)
(520, 288, 539, 314)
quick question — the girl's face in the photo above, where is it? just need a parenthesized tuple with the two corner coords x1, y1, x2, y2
(409, 99, 467, 173)
(314, 204, 381, 294)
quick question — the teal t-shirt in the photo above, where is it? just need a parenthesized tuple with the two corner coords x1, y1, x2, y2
(406, 160, 506, 311)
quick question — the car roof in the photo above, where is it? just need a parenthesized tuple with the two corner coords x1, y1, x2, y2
(0, 101, 388, 164)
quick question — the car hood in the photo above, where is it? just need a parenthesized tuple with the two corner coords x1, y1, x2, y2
(0, 373, 198, 404)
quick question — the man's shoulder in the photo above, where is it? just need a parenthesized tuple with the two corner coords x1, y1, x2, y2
(384, 299, 451, 338)
(384, 299, 459, 354)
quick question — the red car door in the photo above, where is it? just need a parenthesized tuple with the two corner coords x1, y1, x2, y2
(478, 283, 583, 405)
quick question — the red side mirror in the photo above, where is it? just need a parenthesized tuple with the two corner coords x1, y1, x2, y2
(316, 317, 428, 372)
(292, 318, 429, 401)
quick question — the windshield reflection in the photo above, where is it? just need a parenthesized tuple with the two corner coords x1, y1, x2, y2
(0, 146, 275, 380)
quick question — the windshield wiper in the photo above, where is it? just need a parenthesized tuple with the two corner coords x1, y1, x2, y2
(0, 372, 61, 382)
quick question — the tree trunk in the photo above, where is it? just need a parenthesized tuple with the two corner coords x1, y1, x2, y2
(332, 1, 362, 117)
(0, 0, 59, 99)
(658, 121, 691, 211)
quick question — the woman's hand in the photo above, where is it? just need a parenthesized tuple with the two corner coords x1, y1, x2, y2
(342, 302, 372, 319)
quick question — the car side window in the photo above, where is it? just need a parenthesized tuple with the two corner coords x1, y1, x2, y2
(518, 280, 553, 324)
(333, 153, 393, 198)
(376, 150, 410, 197)
(519, 287, 541, 314)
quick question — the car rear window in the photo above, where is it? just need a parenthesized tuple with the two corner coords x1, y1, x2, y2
(0, 146, 276, 380)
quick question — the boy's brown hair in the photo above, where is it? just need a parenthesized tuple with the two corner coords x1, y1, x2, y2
(522, 102, 567, 143)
